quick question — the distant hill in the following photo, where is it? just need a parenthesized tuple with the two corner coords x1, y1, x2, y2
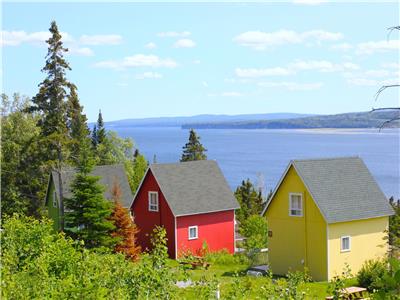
(104, 113, 313, 128)
(182, 110, 400, 129)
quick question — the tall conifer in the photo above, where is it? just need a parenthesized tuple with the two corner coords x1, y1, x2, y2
(180, 129, 207, 162)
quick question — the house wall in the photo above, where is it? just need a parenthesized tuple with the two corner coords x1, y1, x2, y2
(327, 216, 389, 280)
(131, 170, 176, 258)
(176, 210, 235, 257)
(47, 178, 60, 232)
(265, 166, 328, 281)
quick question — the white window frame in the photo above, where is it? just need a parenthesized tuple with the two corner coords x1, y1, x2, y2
(188, 226, 198, 240)
(289, 193, 303, 217)
(148, 191, 159, 212)
(53, 191, 57, 208)
(340, 236, 351, 252)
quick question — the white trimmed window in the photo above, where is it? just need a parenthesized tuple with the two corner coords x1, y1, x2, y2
(148, 192, 159, 212)
(341, 236, 351, 252)
(289, 193, 303, 217)
(53, 191, 57, 207)
(188, 226, 198, 240)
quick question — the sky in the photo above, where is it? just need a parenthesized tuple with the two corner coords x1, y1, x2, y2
(2, 1, 400, 122)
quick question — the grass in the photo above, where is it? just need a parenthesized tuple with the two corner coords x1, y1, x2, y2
(169, 258, 358, 299)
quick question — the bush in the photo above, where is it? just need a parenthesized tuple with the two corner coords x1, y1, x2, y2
(205, 250, 249, 265)
(357, 259, 388, 291)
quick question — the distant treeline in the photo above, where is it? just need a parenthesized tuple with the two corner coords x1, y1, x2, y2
(182, 110, 400, 129)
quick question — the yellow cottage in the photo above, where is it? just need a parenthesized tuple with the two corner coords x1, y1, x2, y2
(262, 157, 394, 281)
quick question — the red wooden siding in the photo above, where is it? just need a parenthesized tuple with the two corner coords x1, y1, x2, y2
(131, 170, 176, 258)
(176, 210, 235, 257)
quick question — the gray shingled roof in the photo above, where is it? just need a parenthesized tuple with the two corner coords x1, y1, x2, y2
(147, 160, 239, 216)
(50, 164, 133, 208)
(289, 157, 394, 223)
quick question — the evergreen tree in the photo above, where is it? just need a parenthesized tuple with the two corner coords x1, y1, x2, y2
(64, 143, 116, 248)
(29, 21, 72, 164)
(180, 129, 207, 162)
(235, 179, 264, 225)
(91, 124, 98, 148)
(110, 181, 141, 261)
(96, 110, 106, 145)
(66, 85, 90, 165)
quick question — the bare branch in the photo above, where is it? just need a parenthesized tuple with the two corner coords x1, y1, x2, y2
(374, 84, 400, 101)
(379, 117, 400, 132)
(387, 26, 400, 40)
(371, 107, 400, 112)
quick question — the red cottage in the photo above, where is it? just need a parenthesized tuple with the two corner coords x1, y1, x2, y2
(131, 160, 239, 258)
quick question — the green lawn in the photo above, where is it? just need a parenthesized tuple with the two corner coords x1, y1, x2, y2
(169, 259, 358, 299)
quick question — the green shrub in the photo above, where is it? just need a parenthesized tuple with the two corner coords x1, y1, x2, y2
(204, 250, 249, 265)
(357, 259, 388, 291)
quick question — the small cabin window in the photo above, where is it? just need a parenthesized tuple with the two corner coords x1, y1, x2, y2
(341, 236, 351, 252)
(289, 193, 303, 217)
(53, 191, 57, 207)
(148, 192, 159, 212)
(188, 226, 198, 240)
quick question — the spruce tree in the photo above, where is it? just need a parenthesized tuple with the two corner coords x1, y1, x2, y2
(29, 20, 77, 228)
(64, 142, 116, 248)
(235, 179, 264, 225)
(110, 181, 141, 261)
(131, 153, 148, 193)
(66, 85, 90, 165)
(180, 129, 207, 162)
(96, 110, 106, 145)
(91, 124, 98, 148)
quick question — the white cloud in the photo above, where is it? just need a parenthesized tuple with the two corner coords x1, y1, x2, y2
(193, 59, 201, 64)
(233, 29, 343, 50)
(207, 92, 243, 97)
(202, 81, 208, 87)
(1, 30, 72, 46)
(79, 34, 122, 45)
(331, 43, 353, 51)
(236, 67, 293, 78)
(221, 92, 243, 97)
(157, 31, 191, 38)
(356, 40, 400, 55)
(292, 0, 327, 5)
(173, 39, 196, 48)
(236, 60, 359, 78)
(68, 47, 94, 56)
(94, 54, 178, 69)
(346, 78, 400, 86)
(135, 72, 163, 79)
(258, 81, 323, 90)
(145, 42, 157, 49)
(381, 62, 400, 69)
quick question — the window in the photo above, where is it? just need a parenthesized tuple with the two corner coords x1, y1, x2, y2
(188, 226, 198, 240)
(341, 236, 351, 252)
(289, 193, 303, 216)
(148, 192, 159, 212)
(53, 191, 57, 208)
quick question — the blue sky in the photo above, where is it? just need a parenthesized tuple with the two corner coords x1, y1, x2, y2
(2, 1, 399, 122)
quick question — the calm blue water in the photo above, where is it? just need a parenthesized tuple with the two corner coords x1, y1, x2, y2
(113, 127, 400, 198)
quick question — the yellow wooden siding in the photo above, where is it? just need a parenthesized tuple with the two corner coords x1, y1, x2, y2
(327, 216, 389, 280)
(265, 166, 328, 281)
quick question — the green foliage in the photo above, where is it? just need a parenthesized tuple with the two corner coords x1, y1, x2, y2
(131, 152, 148, 193)
(239, 215, 268, 251)
(388, 197, 400, 254)
(371, 258, 400, 299)
(204, 251, 249, 266)
(181, 129, 207, 162)
(1, 93, 47, 217)
(234, 179, 264, 225)
(224, 273, 252, 300)
(357, 259, 388, 291)
(1, 215, 141, 299)
(328, 263, 352, 300)
(64, 145, 116, 248)
(193, 275, 219, 300)
(96, 110, 106, 145)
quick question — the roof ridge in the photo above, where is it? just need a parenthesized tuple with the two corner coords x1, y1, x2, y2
(150, 160, 216, 167)
(292, 156, 360, 163)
